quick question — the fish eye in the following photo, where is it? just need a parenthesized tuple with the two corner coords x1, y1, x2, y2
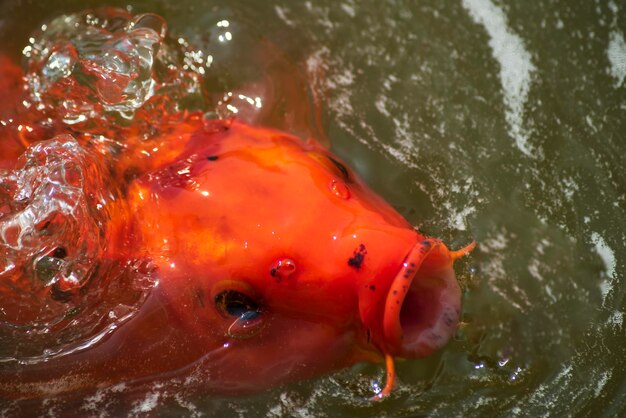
(326, 156, 351, 181)
(308, 152, 352, 182)
(214, 290, 260, 320)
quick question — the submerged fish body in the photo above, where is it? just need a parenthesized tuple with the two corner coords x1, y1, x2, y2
(0, 8, 474, 405)
(0, 116, 471, 401)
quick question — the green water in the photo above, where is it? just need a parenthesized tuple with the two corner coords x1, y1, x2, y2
(1, 0, 624, 416)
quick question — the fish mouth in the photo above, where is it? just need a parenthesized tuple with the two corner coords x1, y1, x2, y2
(381, 239, 464, 358)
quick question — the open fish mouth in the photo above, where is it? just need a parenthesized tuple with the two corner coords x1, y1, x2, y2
(383, 239, 464, 358)
(374, 239, 475, 399)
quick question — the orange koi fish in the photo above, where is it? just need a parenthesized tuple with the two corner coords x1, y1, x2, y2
(0, 15, 473, 404)
(0, 114, 473, 401)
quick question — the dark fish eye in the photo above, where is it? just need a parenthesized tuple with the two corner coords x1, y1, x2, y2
(326, 156, 351, 182)
(52, 247, 67, 259)
(307, 151, 352, 182)
(214, 290, 260, 320)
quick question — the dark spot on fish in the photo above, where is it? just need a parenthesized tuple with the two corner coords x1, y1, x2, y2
(369, 284, 376, 291)
(124, 166, 141, 183)
(50, 285, 72, 303)
(52, 247, 67, 259)
(393, 290, 398, 295)
(421, 240, 432, 250)
(195, 289, 205, 308)
(347, 244, 367, 271)
(367, 329, 371, 343)
(270, 267, 281, 283)
(396, 300, 400, 305)
(443, 312, 454, 327)
(206, 155, 219, 161)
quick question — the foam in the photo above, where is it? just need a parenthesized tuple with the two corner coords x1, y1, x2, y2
(607, 29, 625, 87)
(462, 0, 536, 157)
(131, 390, 161, 414)
(608, 310, 624, 329)
(590, 232, 617, 302)
(594, 371, 611, 397)
(606, 1, 625, 87)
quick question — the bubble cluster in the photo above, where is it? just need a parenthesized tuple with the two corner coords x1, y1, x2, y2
(23, 8, 205, 132)
(0, 8, 212, 363)
(0, 135, 110, 331)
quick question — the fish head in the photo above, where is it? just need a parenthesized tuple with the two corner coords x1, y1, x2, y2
(120, 119, 466, 393)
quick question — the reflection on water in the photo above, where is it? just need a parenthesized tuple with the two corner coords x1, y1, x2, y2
(0, 0, 624, 416)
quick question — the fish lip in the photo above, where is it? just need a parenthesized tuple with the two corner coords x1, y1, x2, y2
(381, 239, 461, 358)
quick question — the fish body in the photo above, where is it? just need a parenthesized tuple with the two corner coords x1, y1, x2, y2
(0, 115, 471, 401)
(0, 10, 474, 401)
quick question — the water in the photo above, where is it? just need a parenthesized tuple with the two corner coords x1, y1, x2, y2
(0, 0, 624, 416)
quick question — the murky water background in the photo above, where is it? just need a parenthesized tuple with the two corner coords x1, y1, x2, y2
(0, 0, 624, 416)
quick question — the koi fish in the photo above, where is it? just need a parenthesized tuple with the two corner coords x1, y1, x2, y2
(0, 114, 473, 402)
(0, 12, 474, 405)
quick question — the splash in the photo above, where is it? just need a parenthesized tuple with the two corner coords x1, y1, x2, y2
(0, 135, 156, 361)
(0, 136, 108, 298)
(22, 8, 205, 135)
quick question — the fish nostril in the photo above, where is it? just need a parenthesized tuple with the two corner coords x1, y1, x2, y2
(270, 258, 296, 282)
(329, 179, 350, 199)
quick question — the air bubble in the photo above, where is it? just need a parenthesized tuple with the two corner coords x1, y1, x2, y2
(0, 135, 109, 330)
(23, 8, 206, 136)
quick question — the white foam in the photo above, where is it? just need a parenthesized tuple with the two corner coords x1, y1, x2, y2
(607, 29, 626, 87)
(375, 94, 391, 117)
(594, 371, 611, 397)
(274, 6, 296, 27)
(462, 0, 536, 157)
(608, 310, 624, 329)
(307, 48, 355, 121)
(381, 143, 417, 169)
(340, 1, 356, 18)
(267, 392, 315, 418)
(131, 390, 161, 414)
(590, 232, 617, 302)
(451, 205, 476, 231)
